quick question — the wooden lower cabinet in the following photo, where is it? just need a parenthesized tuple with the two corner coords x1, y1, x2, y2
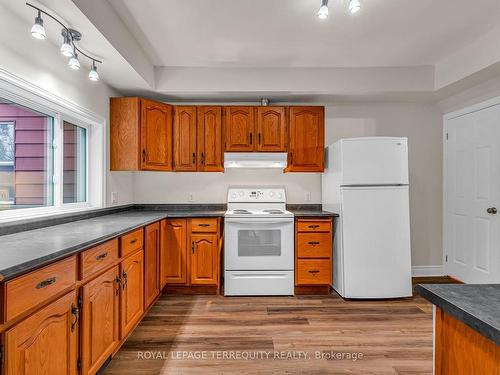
(163, 218, 221, 291)
(144, 222, 160, 309)
(4, 291, 79, 375)
(295, 218, 333, 294)
(190, 233, 218, 285)
(81, 266, 120, 375)
(120, 250, 144, 339)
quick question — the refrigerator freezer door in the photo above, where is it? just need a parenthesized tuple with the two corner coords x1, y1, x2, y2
(341, 186, 412, 298)
(340, 137, 409, 185)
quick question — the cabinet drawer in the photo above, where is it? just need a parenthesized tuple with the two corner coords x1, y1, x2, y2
(297, 233, 331, 258)
(296, 259, 331, 285)
(121, 228, 144, 258)
(80, 239, 119, 280)
(297, 219, 331, 233)
(4, 255, 77, 322)
(191, 218, 218, 233)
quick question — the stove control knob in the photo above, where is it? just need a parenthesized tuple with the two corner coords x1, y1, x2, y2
(230, 192, 237, 199)
(238, 191, 244, 197)
(278, 193, 283, 199)
(269, 191, 275, 198)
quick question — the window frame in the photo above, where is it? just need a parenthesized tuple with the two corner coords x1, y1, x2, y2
(0, 70, 106, 222)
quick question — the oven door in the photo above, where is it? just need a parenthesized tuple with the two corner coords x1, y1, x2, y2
(224, 217, 294, 270)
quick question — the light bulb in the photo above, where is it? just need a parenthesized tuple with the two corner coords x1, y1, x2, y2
(349, 0, 361, 14)
(31, 11, 46, 40)
(317, 5, 329, 19)
(60, 33, 73, 57)
(88, 63, 99, 81)
(68, 53, 80, 70)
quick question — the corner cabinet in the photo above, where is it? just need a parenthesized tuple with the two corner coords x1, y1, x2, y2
(144, 222, 160, 309)
(287, 106, 325, 172)
(110, 97, 173, 171)
(4, 291, 79, 375)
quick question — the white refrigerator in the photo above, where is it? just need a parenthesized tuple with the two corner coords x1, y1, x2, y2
(322, 137, 412, 298)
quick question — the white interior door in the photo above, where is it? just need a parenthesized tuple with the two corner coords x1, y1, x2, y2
(444, 105, 500, 283)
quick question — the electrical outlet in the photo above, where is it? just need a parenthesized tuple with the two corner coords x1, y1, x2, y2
(188, 192, 195, 202)
(0, 189, 9, 201)
(111, 192, 118, 205)
(305, 192, 311, 202)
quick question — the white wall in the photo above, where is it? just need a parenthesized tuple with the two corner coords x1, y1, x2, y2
(0, 2, 133, 206)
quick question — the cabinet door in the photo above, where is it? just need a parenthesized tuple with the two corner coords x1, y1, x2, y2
(4, 291, 78, 375)
(197, 106, 223, 171)
(256, 107, 286, 152)
(81, 266, 120, 375)
(144, 222, 160, 309)
(174, 106, 197, 171)
(140, 99, 173, 171)
(164, 219, 188, 284)
(190, 233, 218, 285)
(223, 106, 255, 151)
(288, 106, 324, 172)
(120, 250, 144, 339)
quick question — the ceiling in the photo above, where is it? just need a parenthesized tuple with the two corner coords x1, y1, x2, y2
(108, 0, 500, 68)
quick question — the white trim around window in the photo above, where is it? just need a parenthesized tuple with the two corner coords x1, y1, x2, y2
(0, 68, 106, 223)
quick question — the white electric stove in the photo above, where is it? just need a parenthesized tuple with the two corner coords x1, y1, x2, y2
(224, 187, 294, 296)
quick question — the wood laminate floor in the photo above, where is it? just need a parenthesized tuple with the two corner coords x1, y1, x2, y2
(103, 293, 434, 375)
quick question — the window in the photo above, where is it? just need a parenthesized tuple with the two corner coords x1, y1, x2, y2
(0, 100, 54, 210)
(0, 75, 105, 221)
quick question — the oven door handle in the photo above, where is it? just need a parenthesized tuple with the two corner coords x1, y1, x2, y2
(225, 219, 294, 224)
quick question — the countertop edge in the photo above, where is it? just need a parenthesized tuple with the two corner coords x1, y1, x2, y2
(415, 285, 500, 345)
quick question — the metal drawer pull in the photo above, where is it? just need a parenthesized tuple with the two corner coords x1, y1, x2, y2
(36, 277, 56, 289)
(308, 225, 320, 229)
(308, 241, 320, 246)
(130, 239, 138, 244)
(71, 303, 79, 332)
(198, 223, 210, 227)
(115, 276, 122, 295)
(308, 270, 320, 274)
(95, 252, 108, 261)
(122, 271, 128, 290)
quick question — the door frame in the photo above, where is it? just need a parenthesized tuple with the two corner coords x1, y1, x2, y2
(443, 95, 500, 281)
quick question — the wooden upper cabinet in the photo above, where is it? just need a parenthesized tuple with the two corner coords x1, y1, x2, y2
(197, 106, 223, 171)
(110, 97, 173, 171)
(287, 106, 325, 172)
(163, 219, 188, 285)
(81, 266, 120, 375)
(144, 222, 160, 309)
(223, 106, 255, 152)
(4, 291, 78, 375)
(141, 99, 173, 170)
(256, 107, 287, 152)
(174, 106, 197, 171)
(190, 233, 218, 285)
(120, 250, 144, 339)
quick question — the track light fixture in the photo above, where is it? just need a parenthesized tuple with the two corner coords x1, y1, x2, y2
(26, 2, 103, 82)
(317, 0, 361, 19)
(317, 0, 329, 19)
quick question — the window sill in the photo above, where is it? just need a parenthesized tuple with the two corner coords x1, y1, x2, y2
(0, 204, 101, 224)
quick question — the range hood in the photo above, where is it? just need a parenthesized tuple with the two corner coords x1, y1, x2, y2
(224, 153, 288, 169)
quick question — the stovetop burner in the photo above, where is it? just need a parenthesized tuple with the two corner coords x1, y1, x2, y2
(232, 209, 251, 214)
(263, 209, 285, 214)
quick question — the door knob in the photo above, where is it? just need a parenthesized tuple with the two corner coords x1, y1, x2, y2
(487, 207, 497, 214)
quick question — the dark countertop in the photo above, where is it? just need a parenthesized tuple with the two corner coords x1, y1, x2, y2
(416, 284, 500, 345)
(289, 209, 338, 217)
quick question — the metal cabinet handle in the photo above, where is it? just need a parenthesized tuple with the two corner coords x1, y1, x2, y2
(192, 241, 195, 254)
(308, 225, 320, 229)
(487, 207, 497, 214)
(130, 239, 137, 245)
(308, 270, 320, 274)
(307, 241, 320, 246)
(192, 152, 196, 165)
(290, 152, 293, 164)
(201, 152, 205, 165)
(258, 133, 261, 145)
(122, 271, 128, 290)
(115, 276, 121, 295)
(95, 252, 108, 261)
(36, 277, 56, 289)
(198, 223, 210, 227)
(71, 303, 79, 332)
(142, 149, 146, 162)
(249, 133, 253, 145)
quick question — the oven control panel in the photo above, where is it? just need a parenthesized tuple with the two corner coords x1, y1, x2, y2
(227, 188, 286, 203)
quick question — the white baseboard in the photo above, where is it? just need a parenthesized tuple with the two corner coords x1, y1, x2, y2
(411, 265, 444, 277)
